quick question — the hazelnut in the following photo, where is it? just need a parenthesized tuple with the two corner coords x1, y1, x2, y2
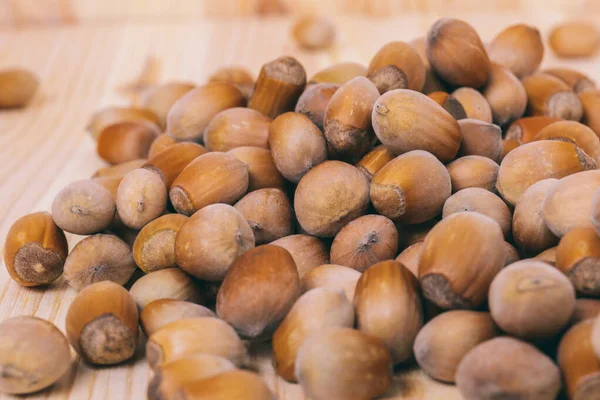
(367, 41, 426, 91)
(216, 245, 299, 339)
(129, 268, 203, 309)
(512, 178, 559, 253)
(452, 88, 493, 123)
(4, 211, 68, 286)
(395, 242, 423, 277)
(489, 260, 575, 340)
(355, 145, 395, 181)
(87, 106, 159, 140)
(116, 168, 167, 229)
(426, 18, 490, 88)
(545, 68, 597, 94)
(0, 316, 71, 394)
(549, 21, 600, 58)
(496, 140, 595, 206)
(442, 188, 512, 238)
(323, 76, 379, 163)
(366, 65, 408, 94)
(64, 234, 136, 290)
(501, 138, 520, 160)
(294, 161, 369, 237)
(354, 260, 423, 364)
(579, 90, 600, 135)
(409, 37, 448, 94)
(167, 82, 245, 141)
(308, 62, 367, 85)
(330, 214, 398, 272)
(204, 107, 271, 152)
(139, 82, 195, 129)
(571, 299, 600, 325)
(273, 288, 354, 381)
(456, 337, 561, 400)
(271, 234, 329, 278)
(175, 203, 254, 281)
(556, 227, 600, 296)
(487, 24, 544, 78)
(522, 73, 583, 120)
(97, 120, 160, 164)
(427, 91, 468, 120)
(419, 212, 505, 309)
(370, 150, 451, 224)
(372, 89, 461, 162)
(482, 63, 527, 127)
(51, 179, 116, 235)
(457, 119, 503, 162)
(0, 68, 39, 108)
(147, 134, 176, 159)
(207, 66, 254, 99)
(558, 320, 600, 400)
(66, 281, 139, 365)
(592, 188, 600, 235)
(300, 264, 361, 303)
(295, 327, 391, 400)
(228, 147, 285, 191)
(169, 152, 249, 216)
(163, 370, 273, 400)
(395, 219, 438, 249)
(93, 159, 147, 179)
(505, 115, 561, 144)
(146, 317, 247, 369)
(133, 213, 187, 273)
(234, 188, 293, 244)
(534, 120, 600, 164)
(268, 112, 327, 183)
(291, 15, 336, 50)
(294, 83, 338, 129)
(504, 242, 520, 266)
(248, 56, 306, 119)
(446, 155, 499, 193)
(140, 299, 214, 337)
(535, 246, 558, 265)
(143, 142, 207, 188)
(414, 311, 498, 383)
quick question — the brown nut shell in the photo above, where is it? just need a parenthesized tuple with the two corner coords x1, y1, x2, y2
(129, 268, 203, 309)
(427, 91, 468, 120)
(133, 214, 187, 273)
(534, 120, 600, 164)
(291, 15, 336, 50)
(593, 188, 600, 236)
(367, 41, 426, 92)
(446, 155, 499, 193)
(294, 83, 338, 130)
(308, 62, 367, 85)
(93, 159, 147, 179)
(545, 68, 597, 94)
(143, 142, 207, 188)
(141, 299, 215, 337)
(395, 242, 423, 277)
(452, 88, 493, 123)
(139, 82, 195, 129)
(168, 370, 274, 400)
(501, 139, 520, 160)
(483, 63, 527, 126)
(88, 106, 159, 140)
(234, 188, 293, 244)
(580, 90, 600, 136)
(355, 145, 395, 181)
(505, 116, 561, 144)
(522, 73, 583, 120)
(204, 107, 271, 152)
(228, 146, 285, 191)
(419, 212, 505, 309)
(535, 246, 558, 265)
(66, 281, 139, 365)
(300, 264, 361, 303)
(116, 168, 167, 230)
(457, 119, 502, 162)
(208, 66, 254, 99)
(571, 299, 600, 325)
(4, 211, 68, 286)
(97, 120, 160, 164)
(395, 219, 438, 248)
(549, 22, 600, 58)
(271, 234, 329, 278)
(0, 68, 39, 108)
(147, 134, 176, 159)
(216, 245, 299, 339)
(487, 24, 544, 78)
(366, 65, 408, 94)
(556, 227, 600, 296)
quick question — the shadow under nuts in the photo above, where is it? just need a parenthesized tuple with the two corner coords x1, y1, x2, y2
(216, 245, 299, 339)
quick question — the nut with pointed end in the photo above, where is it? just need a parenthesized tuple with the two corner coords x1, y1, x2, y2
(309, 62, 366, 85)
(549, 22, 600, 59)
(143, 142, 207, 188)
(452, 88, 493, 123)
(116, 168, 167, 229)
(545, 68, 597, 94)
(292, 15, 336, 50)
(133, 214, 187, 273)
(228, 147, 285, 191)
(300, 264, 361, 303)
(367, 41, 425, 91)
(556, 227, 600, 296)
(559, 320, 600, 400)
(522, 73, 583, 120)
(294, 83, 338, 130)
(355, 145, 395, 182)
(271, 234, 329, 278)
(487, 24, 544, 78)
(87, 106, 159, 140)
(457, 119, 502, 162)
(97, 120, 160, 164)
(395, 242, 423, 277)
(427, 91, 467, 120)
(4, 211, 68, 286)
(505, 116, 561, 144)
(204, 107, 271, 152)
(446, 156, 499, 193)
(139, 82, 195, 129)
(129, 268, 203, 309)
(164, 370, 274, 400)
(140, 299, 214, 337)
(534, 121, 600, 164)
(414, 311, 498, 383)
(0, 68, 38, 108)
(483, 63, 527, 126)
(66, 281, 139, 365)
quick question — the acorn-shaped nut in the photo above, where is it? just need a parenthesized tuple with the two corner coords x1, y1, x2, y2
(140, 299, 215, 337)
(367, 41, 426, 92)
(129, 268, 204, 309)
(294, 83, 338, 130)
(228, 146, 286, 191)
(556, 227, 600, 296)
(133, 214, 187, 273)
(204, 107, 271, 152)
(487, 24, 544, 78)
(446, 155, 499, 193)
(116, 168, 167, 230)
(143, 142, 207, 188)
(139, 81, 195, 129)
(271, 234, 329, 278)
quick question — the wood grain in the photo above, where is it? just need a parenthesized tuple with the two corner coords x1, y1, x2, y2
(0, 14, 598, 399)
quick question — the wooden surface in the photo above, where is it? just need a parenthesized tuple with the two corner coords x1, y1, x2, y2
(0, 13, 599, 399)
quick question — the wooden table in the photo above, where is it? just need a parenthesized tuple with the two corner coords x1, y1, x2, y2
(0, 14, 598, 399)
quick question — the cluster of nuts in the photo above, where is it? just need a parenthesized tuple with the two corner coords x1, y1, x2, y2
(3, 16, 600, 400)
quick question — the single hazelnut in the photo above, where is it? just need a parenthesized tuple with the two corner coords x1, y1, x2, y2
(367, 41, 426, 91)
(143, 142, 207, 188)
(496, 140, 596, 206)
(372, 89, 461, 162)
(248, 56, 306, 119)
(534, 120, 600, 164)
(207, 66, 254, 99)
(505, 116, 561, 144)
(140, 299, 214, 337)
(66, 281, 139, 365)
(271, 234, 329, 278)
(294, 83, 338, 130)
(395, 242, 423, 277)
(426, 18, 490, 88)
(457, 119, 502, 162)
(295, 327, 391, 400)
(592, 188, 600, 236)
(294, 161, 369, 237)
(51, 179, 116, 235)
(419, 212, 505, 309)
(64, 234, 136, 290)
(4, 211, 68, 286)
(512, 178, 559, 253)
(549, 21, 600, 58)
(354, 260, 423, 364)
(442, 188, 512, 238)
(93, 159, 146, 178)
(535, 246, 558, 265)
(504, 242, 520, 266)
(545, 68, 597, 94)
(216, 245, 299, 339)
(308, 62, 367, 85)
(482, 63, 527, 127)
(355, 145, 395, 182)
(129, 268, 203, 309)
(446, 155, 499, 193)
(268, 112, 327, 183)
(371, 150, 451, 224)
(139, 82, 195, 129)
(579, 90, 600, 135)
(323, 77, 379, 163)
(489, 260, 575, 340)
(501, 139, 520, 160)
(556, 227, 600, 296)
(116, 168, 167, 229)
(147, 134, 176, 159)
(367, 65, 408, 94)
(427, 91, 468, 120)
(228, 147, 286, 191)
(330, 215, 398, 272)
(87, 106, 159, 140)
(0, 68, 38, 108)
(452, 88, 493, 123)
(414, 311, 498, 383)
(163, 371, 273, 400)
(273, 288, 354, 382)
(204, 107, 271, 151)
(522, 73, 583, 120)
(0, 316, 71, 394)
(409, 37, 448, 94)
(456, 337, 561, 400)
(97, 120, 160, 164)
(169, 152, 249, 216)
(146, 317, 247, 369)
(132, 214, 187, 273)
(571, 299, 600, 325)
(300, 264, 361, 303)
(291, 15, 336, 50)
(395, 219, 438, 249)
(487, 24, 544, 78)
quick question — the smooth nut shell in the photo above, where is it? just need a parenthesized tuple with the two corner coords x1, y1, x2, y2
(534, 120, 600, 164)
(208, 66, 254, 99)
(271, 234, 329, 278)
(116, 168, 167, 230)
(93, 159, 147, 179)
(0, 68, 38, 108)
(97, 120, 160, 164)
(204, 107, 271, 152)
(228, 147, 286, 191)
(367, 41, 426, 91)
(580, 90, 600, 136)
(129, 268, 203, 309)
(294, 83, 338, 130)
(483, 63, 527, 126)
(148, 134, 176, 159)
(395, 242, 423, 277)
(556, 227, 600, 296)
(88, 107, 159, 140)
(545, 68, 597, 94)
(308, 62, 367, 85)
(355, 145, 395, 181)
(549, 22, 600, 58)
(143, 142, 207, 188)
(169, 370, 273, 400)
(133, 214, 187, 273)
(457, 119, 502, 162)
(446, 156, 499, 193)
(505, 116, 561, 144)
(487, 24, 544, 78)
(139, 82, 195, 129)
(234, 188, 293, 244)
(427, 91, 467, 120)
(452, 88, 493, 123)
(300, 264, 361, 303)
(292, 15, 336, 50)
(522, 73, 583, 120)
(140, 299, 215, 336)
